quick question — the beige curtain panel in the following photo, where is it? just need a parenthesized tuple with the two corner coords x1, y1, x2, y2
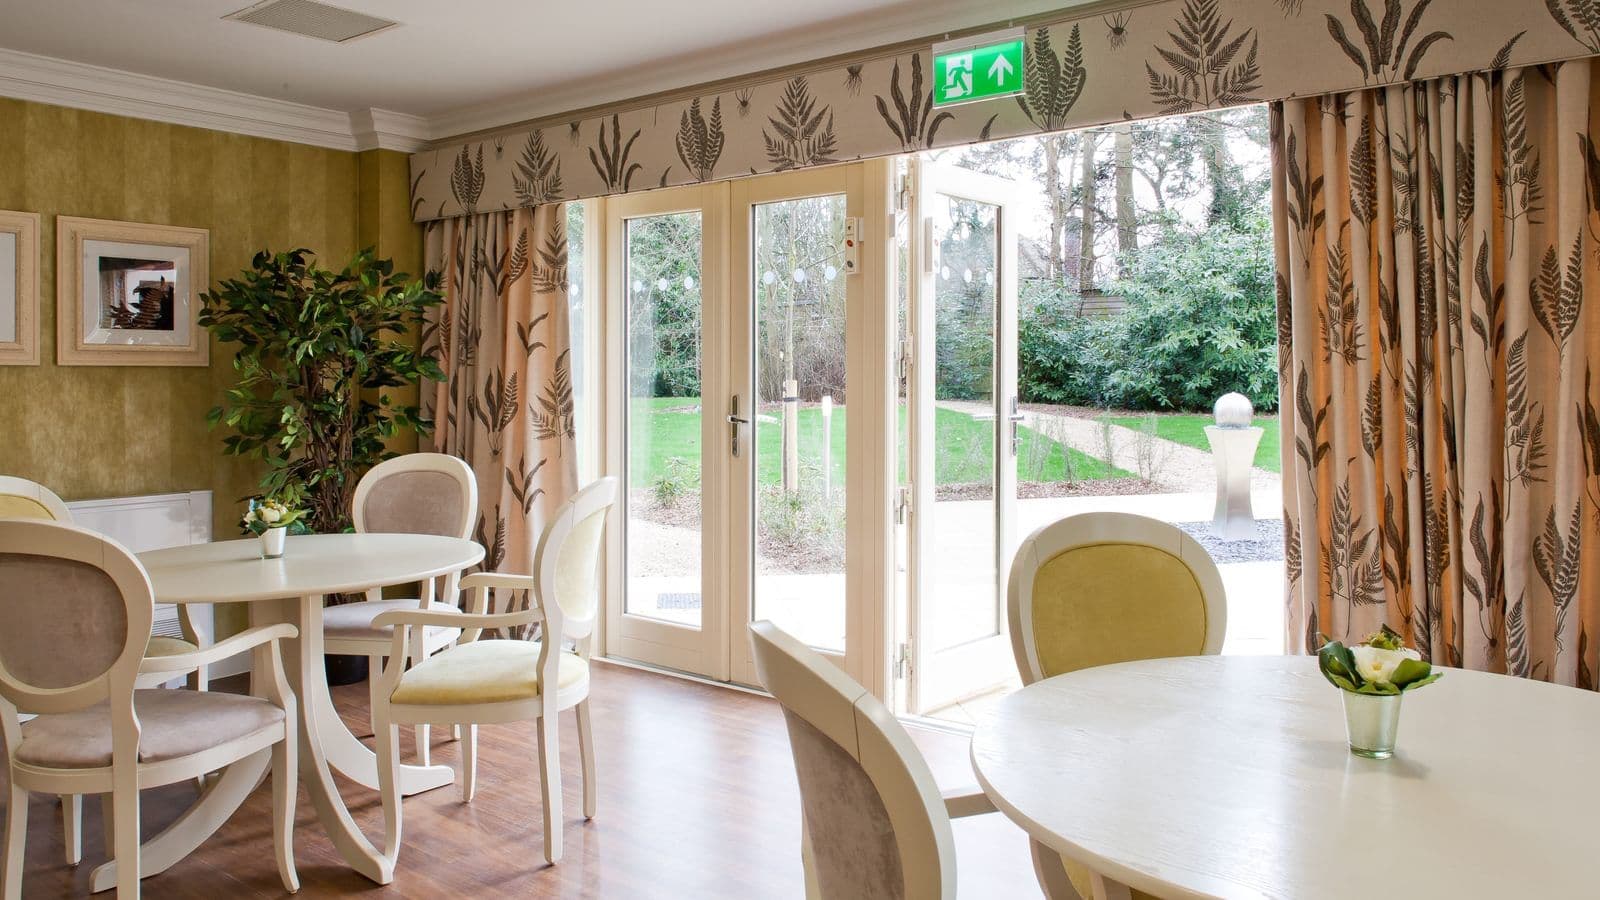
(413, 0, 1587, 222)
(422, 204, 578, 576)
(1274, 59, 1600, 687)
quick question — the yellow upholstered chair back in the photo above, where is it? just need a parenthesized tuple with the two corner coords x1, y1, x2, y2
(1007, 512, 1226, 685)
(750, 620, 956, 900)
(0, 475, 73, 523)
(533, 476, 618, 647)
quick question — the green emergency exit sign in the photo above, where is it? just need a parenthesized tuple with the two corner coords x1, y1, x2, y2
(932, 30, 1025, 107)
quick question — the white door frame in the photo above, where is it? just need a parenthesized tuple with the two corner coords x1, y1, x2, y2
(598, 163, 894, 694)
(725, 162, 894, 692)
(601, 183, 732, 681)
(904, 157, 1023, 715)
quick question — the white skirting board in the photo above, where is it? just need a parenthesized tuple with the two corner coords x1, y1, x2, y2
(67, 490, 249, 680)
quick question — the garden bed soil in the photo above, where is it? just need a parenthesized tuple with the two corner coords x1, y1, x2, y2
(936, 478, 1163, 502)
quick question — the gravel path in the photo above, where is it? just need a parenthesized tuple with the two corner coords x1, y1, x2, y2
(940, 401, 1280, 494)
(1174, 518, 1285, 563)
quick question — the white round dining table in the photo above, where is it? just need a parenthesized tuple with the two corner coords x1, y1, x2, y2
(971, 655, 1600, 900)
(107, 532, 484, 887)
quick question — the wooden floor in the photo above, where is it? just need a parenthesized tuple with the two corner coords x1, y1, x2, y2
(4, 661, 1041, 898)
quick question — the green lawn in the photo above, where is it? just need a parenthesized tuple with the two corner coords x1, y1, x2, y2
(629, 397, 1129, 490)
(1105, 413, 1282, 473)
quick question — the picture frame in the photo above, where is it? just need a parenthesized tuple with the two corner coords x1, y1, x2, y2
(0, 209, 41, 366)
(56, 216, 210, 367)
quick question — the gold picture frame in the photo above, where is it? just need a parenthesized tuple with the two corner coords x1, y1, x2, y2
(56, 216, 210, 367)
(0, 210, 41, 366)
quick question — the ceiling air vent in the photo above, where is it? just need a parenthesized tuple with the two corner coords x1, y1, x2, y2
(224, 0, 399, 43)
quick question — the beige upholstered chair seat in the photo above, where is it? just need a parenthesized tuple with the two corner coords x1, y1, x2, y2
(323, 599, 462, 642)
(388, 639, 588, 706)
(144, 635, 198, 657)
(16, 690, 286, 769)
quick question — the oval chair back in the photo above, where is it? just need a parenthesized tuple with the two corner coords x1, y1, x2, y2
(750, 620, 956, 900)
(352, 453, 477, 540)
(532, 476, 618, 652)
(1007, 512, 1226, 685)
(0, 476, 73, 523)
(0, 519, 151, 720)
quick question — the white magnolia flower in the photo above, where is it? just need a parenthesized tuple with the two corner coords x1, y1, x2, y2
(243, 509, 258, 524)
(1350, 644, 1421, 685)
(259, 506, 282, 524)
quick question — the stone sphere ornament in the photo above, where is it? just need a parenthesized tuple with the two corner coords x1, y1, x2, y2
(1213, 392, 1254, 429)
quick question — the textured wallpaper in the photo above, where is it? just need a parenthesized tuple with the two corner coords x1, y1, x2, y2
(0, 98, 419, 632)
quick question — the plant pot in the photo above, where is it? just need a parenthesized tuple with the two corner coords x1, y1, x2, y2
(258, 526, 287, 559)
(1342, 690, 1402, 759)
(324, 654, 369, 686)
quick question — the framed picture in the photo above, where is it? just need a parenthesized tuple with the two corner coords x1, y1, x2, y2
(56, 216, 209, 367)
(0, 210, 40, 366)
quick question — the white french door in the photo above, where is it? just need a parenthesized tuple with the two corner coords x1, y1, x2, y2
(602, 165, 892, 689)
(904, 158, 1024, 715)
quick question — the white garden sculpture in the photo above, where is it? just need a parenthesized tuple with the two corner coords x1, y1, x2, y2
(1204, 393, 1262, 541)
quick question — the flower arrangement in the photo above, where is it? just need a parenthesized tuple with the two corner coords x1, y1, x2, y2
(1317, 624, 1441, 695)
(242, 498, 309, 536)
(1319, 625, 1440, 759)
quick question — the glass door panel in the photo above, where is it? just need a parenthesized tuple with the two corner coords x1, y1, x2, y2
(624, 211, 705, 628)
(750, 193, 849, 653)
(927, 197, 1000, 652)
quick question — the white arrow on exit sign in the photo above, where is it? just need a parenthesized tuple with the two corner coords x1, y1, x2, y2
(988, 53, 1014, 86)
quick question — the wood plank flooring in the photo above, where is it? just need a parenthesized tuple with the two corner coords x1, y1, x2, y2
(4, 661, 1042, 898)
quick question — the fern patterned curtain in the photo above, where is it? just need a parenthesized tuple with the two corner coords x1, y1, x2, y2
(422, 204, 577, 575)
(1274, 60, 1600, 686)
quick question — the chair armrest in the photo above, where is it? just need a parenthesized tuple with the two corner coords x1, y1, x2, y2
(459, 572, 537, 593)
(138, 624, 299, 676)
(941, 785, 997, 820)
(371, 608, 540, 632)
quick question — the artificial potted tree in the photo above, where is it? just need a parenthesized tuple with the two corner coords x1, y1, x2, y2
(201, 248, 444, 684)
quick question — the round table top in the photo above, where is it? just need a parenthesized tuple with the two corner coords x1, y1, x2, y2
(137, 533, 484, 604)
(971, 655, 1600, 900)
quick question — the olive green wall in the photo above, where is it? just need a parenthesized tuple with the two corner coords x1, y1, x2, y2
(0, 97, 421, 633)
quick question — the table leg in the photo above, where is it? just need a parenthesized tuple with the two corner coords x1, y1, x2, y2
(87, 749, 270, 892)
(313, 658, 453, 795)
(1090, 873, 1133, 900)
(276, 595, 452, 885)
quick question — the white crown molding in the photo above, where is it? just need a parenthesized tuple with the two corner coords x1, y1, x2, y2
(425, 0, 1077, 140)
(0, 47, 429, 152)
(349, 108, 432, 152)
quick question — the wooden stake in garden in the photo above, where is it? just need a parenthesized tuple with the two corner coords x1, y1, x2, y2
(821, 395, 833, 501)
(783, 378, 800, 494)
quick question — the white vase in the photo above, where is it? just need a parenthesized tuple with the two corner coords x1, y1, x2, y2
(1342, 690, 1402, 759)
(259, 527, 287, 559)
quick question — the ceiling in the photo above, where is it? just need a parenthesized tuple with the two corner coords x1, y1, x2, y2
(0, 0, 1085, 142)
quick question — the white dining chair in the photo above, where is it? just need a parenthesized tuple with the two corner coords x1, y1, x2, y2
(0, 475, 210, 867)
(750, 620, 998, 900)
(367, 476, 616, 872)
(322, 453, 477, 763)
(0, 519, 299, 899)
(1008, 511, 1226, 900)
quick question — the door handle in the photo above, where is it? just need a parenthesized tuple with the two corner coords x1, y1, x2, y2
(727, 395, 749, 457)
(1008, 397, 1025, 454)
